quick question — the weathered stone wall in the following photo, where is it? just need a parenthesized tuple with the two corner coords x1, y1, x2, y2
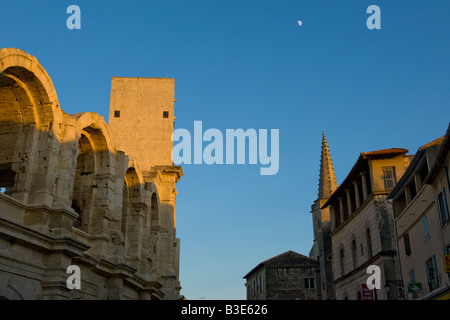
(265, 266, 317, 300)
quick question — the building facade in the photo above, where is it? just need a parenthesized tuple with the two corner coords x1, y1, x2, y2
(309, 132, 337, 300)
(0, 48, 183, 300)
(322, 148, 412, 300)
(388, 124, 450, 300)
(243, 250, 319, 300)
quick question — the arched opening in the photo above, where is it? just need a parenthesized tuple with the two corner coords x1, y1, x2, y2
(0, 72, 39, 200)
(352, 239, 357, 269)
(71, 132, 96, 230)
(366, 228, 373, 259)
(122, 182, 129, 234)
(149, 193, 160, 276)
(150, 193, 159, 228)
(340, 248, 345, 277)
(0, 50, 59, 203)
(122, 167, 140, 235)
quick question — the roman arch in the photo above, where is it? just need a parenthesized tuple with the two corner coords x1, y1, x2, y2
(0, 48, 183, 300)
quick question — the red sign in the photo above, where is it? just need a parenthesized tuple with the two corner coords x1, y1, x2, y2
(362, 284, 374, 300)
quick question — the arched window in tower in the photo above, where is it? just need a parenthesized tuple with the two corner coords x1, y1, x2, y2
(340, 248, 345, 277)
(352, 239, 357, 269)
(366, 228, 373, 259)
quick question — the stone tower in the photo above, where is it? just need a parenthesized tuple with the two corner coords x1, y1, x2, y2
(108, 77, 176, 171)
(309, 132, 337, 300)
(108, 77, 183, 299)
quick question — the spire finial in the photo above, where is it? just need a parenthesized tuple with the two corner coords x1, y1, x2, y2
(318, 131, 338, 199)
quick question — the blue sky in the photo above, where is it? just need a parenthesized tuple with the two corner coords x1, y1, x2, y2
(2, 1, 449, 299)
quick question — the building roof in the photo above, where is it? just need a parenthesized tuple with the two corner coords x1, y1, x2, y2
(420, 135, 445, 150)
(243, 250, 318, 279)
(322, 148, 409, 209)
(423, 123, 450, 185)
(318, 132, 338, 200)
(388, 125, 449, 200)
(359, 148, 409, 159)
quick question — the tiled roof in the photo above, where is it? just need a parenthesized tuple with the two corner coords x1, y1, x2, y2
(322, 148, 409, 209)
(420, 136, 445, 150)
(243, 250, 318, 279)
(361, 148, 408, 159)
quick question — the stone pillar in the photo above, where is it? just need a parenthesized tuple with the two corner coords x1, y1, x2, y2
(145, 165, 183, 300)
(346, 189, 352, 216)
(361, 172, 368, 200)
(405, 186, 412, 204)
(338, 197, 345, 223)
(41, 253, 73, 300)
(107, 277, 124, 300)
(354, 181, 360, 209)
(414, 172, 422, 192)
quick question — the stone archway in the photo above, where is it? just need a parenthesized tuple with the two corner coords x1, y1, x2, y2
(0, 48, 61, 205)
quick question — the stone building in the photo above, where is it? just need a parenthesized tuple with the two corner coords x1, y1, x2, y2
(309, 132, 337, 300)
(243, 250, 319, 300)
(388, 124, 450, 300)
(322, 147, 412, 300)
(0, 48, 182, 300)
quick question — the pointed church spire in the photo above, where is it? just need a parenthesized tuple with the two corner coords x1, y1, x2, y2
(318, 132, 338, 199)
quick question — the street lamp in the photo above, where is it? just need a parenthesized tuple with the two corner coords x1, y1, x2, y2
(384, 281, 390, 300)
(384, 282, 390, 293)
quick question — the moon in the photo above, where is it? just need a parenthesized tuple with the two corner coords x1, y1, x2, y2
(298, 20, 302, 26)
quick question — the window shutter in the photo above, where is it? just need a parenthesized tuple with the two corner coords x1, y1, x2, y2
(442, 188, 449, 222)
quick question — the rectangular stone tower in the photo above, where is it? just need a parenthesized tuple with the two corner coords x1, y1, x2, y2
(108, 77, 183, 299)
(108, 77, 175, 171)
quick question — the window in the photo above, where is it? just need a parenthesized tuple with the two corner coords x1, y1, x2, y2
(340, 248, 345, 277)
(114, 110, 120, 118)
(404, 233, 411, 256)
(425, 255, 439, 291)
(366, 228, 373, 259)
(163, 111, 169, 118)
(0, 164, 16, 196)
(422, 216, 430, 240)
(352, 240, 357, 269)
(259, 276, 263, 293)
(436, 188, 450, 226)
(383, 167, 397, 190)
(304, 278, 315, 289)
